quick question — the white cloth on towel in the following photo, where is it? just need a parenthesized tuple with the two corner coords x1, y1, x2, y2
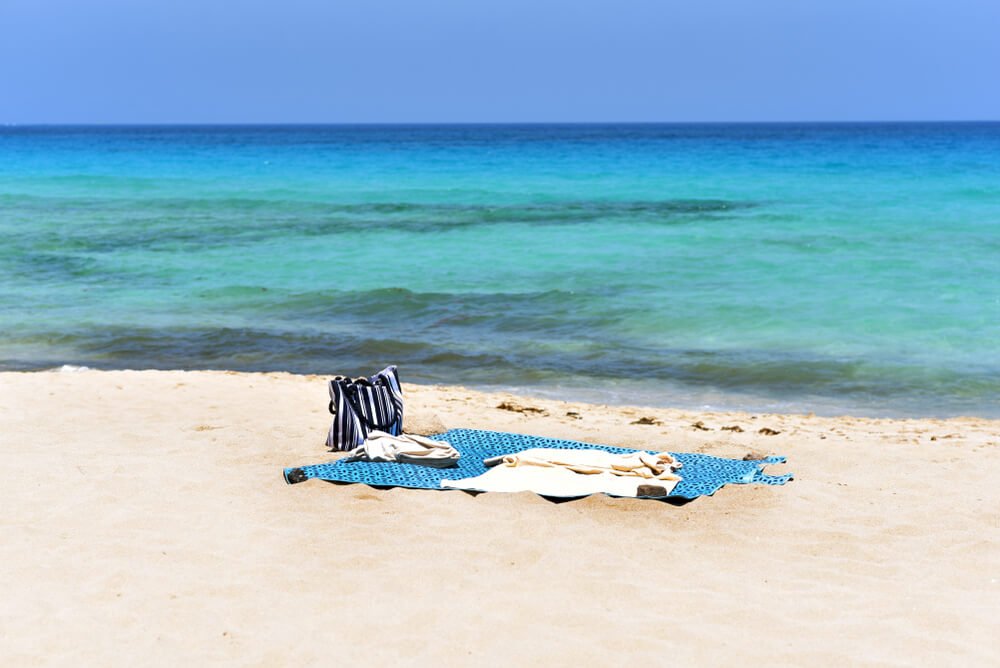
(344, 431, 460, 468)
(440, 447, 682, 497)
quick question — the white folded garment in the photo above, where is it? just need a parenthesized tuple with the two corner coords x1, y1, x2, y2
(440, 447, 682, 498)
(344, 431, 460, 468)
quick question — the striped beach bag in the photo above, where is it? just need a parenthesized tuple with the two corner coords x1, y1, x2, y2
(325, 365, 404, 451)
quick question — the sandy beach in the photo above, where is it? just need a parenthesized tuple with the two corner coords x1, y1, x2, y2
(1, 368, 998, 665)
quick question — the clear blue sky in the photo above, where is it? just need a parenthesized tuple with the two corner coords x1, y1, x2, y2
(2, 0, 998, 123)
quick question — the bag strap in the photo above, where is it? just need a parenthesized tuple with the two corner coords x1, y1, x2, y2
(345, 384, 399, 430)
(330, 378, 399, 430)
(328, 377, 368, 414)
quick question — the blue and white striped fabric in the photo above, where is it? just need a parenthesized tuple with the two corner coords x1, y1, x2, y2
(325, 365, 404, 450)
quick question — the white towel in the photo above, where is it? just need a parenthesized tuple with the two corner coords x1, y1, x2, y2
(441, 447, 682, 498)
(344, 431, 460, 468)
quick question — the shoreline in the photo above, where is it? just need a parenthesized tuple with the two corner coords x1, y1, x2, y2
(2, 368, 998, 664)
(29, 363, 1000, 421)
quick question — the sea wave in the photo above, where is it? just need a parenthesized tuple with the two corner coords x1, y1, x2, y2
(3, 324, 998, 417)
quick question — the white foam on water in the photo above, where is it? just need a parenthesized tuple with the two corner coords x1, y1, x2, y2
(54, 364, 91, 372)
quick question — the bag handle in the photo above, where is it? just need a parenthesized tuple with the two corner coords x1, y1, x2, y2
(328, 376, 368, 413)
(329, 378, 399, 430)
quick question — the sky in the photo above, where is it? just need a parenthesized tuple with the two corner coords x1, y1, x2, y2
(1, 0, 998, 123)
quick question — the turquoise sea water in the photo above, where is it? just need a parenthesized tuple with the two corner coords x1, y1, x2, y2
(1, 124, 998, 417)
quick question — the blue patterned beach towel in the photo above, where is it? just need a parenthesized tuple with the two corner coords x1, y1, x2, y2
(284, 428, 792, 500)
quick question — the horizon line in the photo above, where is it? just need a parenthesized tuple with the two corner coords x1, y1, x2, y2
(3, 119, 999, 128)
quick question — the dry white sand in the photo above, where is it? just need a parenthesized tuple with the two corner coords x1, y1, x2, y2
(1, 369, 998, 665)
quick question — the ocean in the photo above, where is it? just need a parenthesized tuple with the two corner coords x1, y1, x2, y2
(1, 123, 998, 417)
